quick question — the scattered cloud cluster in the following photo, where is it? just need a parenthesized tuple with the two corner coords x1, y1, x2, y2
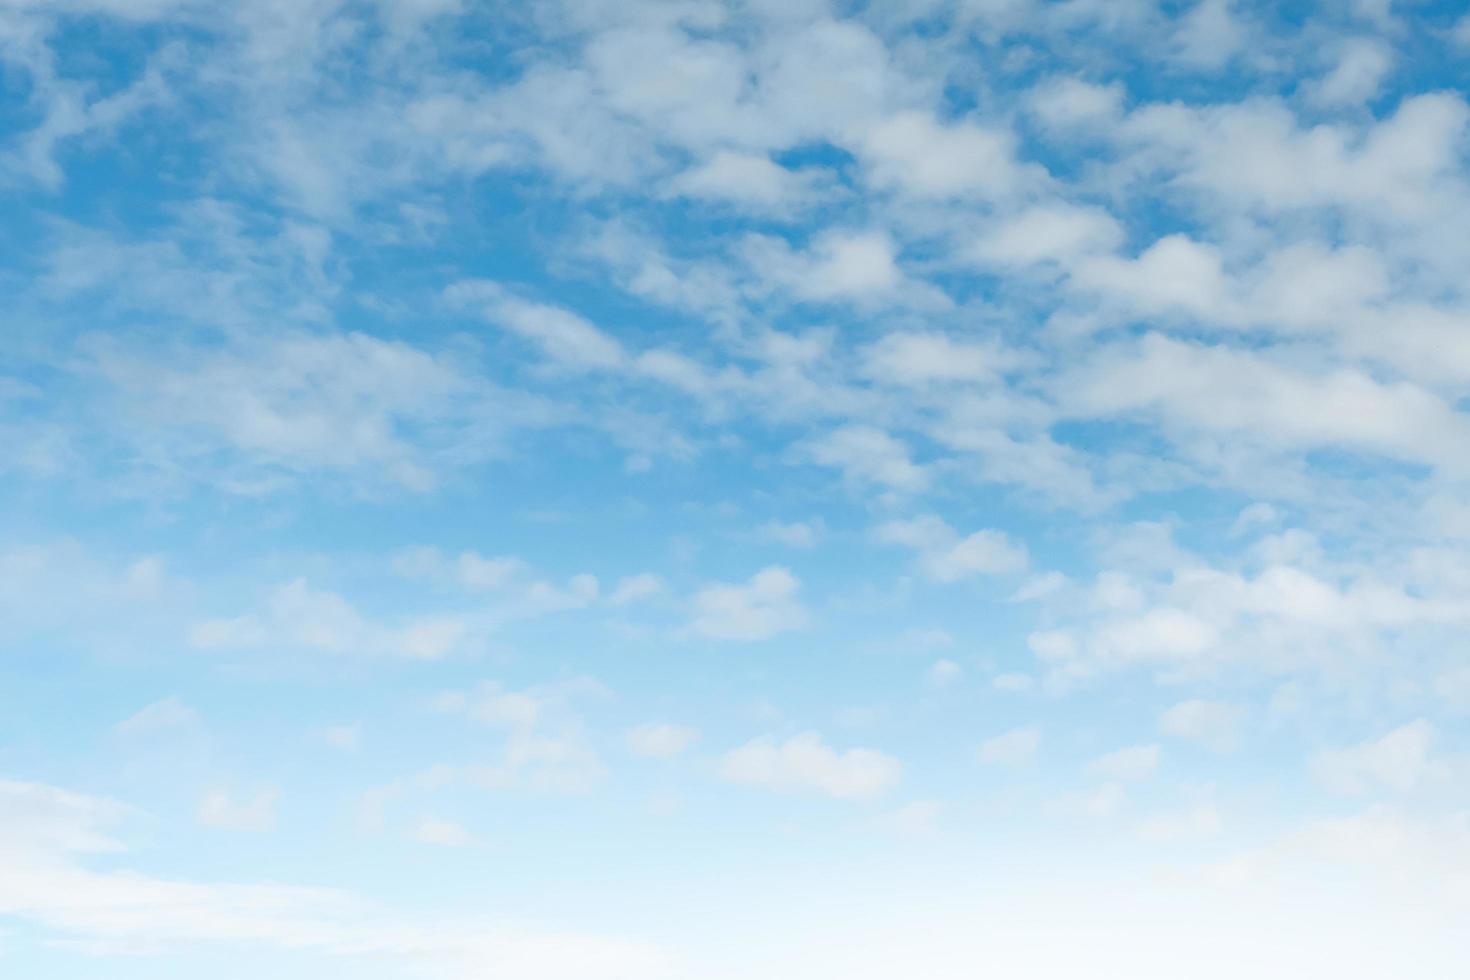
(3, 0, 1470, 975)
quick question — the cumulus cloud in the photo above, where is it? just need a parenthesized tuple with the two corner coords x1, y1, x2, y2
(968, 203, 1124, 269)
(1027, 76, 1126, 132)
(607, 572, 665, 605)
(858, 110, 1042, 200)
(1023, 529, 1470, 684)
(759, 520, 822, 548)
(198, 788, 279, 833)
(626, 723, 700, 758)
(742, 229, 920, 304)
(1062, 334, 1470, 474)
(925, 659, 963, 687)
(115, 697, 199, 735)
(1306, 38, 1395, 108)
(807, 425, 929, 492)
(412, 816, 477, 847)
(82, 330, 512, 492)
(976, 727, 1041, 766)
(9, 6, 1470, 976)
(433, 679, 609, 795)
(668, 151, 830, 209)
(1160, 700, 1245, 751)
(1312, 720, 1445, 795)
(189, 578, 470, 659)
(720, 732, 901, 800)
(876, 515, 1028, 581)
(323, 724, 362, 751)
(1089, 744, 1161, 782)
(0, 777, 674, 977)
(860, 333, 1017, 386)
(690, 566, 806, 640)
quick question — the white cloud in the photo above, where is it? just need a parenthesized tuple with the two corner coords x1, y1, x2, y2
(456, 551, 528, 589)
(1231, 502, 1279, 536)
(1025, 534, 1470, 685)
(1027, 629, 1079, 662)
(323, 724, 362, 751)
(1089, 744, 1161, 781)
(1063, 334, 1470, 474)
(1072, 235, 1229, 319)
(1027, 77, 1126, 133)
(115, 696, 199, 735)
(690, 565, 806, 640)
(860, 333, 1015, 386)
(1306, 38, 1394, 108)
(1, 37, 176, 191)
(0, 778, 127, 856)
(0, 777, 675, 977)
(467, 732, 608, 796)
(1312, 720, 1444, 795)
(925, 659, 963, 687)
(1171, 0, 1246, 68)
(1117, 92, 1470, 222)
(720, 732, 900, 800)
(876, 515, 1028, 581)
(0, 542, 174, 650)
(84, 330, 505, 492)
(1077, 781, 1127, 819)
(189, 578, 470, 660)
(1455, 14, 1470, 48)
(439, 681, 553, 730)
(451, 281, 627, 371)
(877, 799, 942, 836)
(434, 679, 609, 794)
(626, 723, 700, 758)
(968, 204, 1124, 269)
(743, 229, 905, 303)
(198, 788, 279, 833)
(669, 150, 828, 209)
(394, 546, 626, 619)
(1090, 608, 1219, 664)
(1010, 572, 1069, 603)
(859, 110, 1040, 200)
(1433, 666, 1470, 712)
(976, 726, 1040, 766)
(807, 425, 928, 492)
(1138, 802, 1222, 842)
(759, 520, 822, 548)
(1160, 699, 1244, 751)
(991, 672, 1035, 692)
(608, 572, 665, 605)
(412, 816, 477, 847)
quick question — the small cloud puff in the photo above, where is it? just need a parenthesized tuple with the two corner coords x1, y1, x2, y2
(977, 726, 1041, 766)
(690, 566, 806, 641)
(720, 732, 900, 800)
(625, 723, 700, 758)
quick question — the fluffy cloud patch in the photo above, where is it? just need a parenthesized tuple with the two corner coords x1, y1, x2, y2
(626, 723, 700, 758)
(115, 697, 199, 735)
(859, 110, 1041, 200)
(198, 788, 279, 833)
(807, 425, 929, 492)
(1089, 744, 1161, 782)
(1160, 699, 1245, 751)
(976, 727, 1041, 766)
(876, 515, 1029, 581)
(190, 578, 470, 659)
(690, 566, 806, 640)
(720, 732, 901, 800)
(1313, 720, 1445, 795)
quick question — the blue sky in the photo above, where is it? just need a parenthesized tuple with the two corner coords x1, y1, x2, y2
(3, 0, 1470, 977)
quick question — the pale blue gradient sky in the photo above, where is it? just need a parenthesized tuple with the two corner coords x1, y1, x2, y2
(2, 1, 1470, 977)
